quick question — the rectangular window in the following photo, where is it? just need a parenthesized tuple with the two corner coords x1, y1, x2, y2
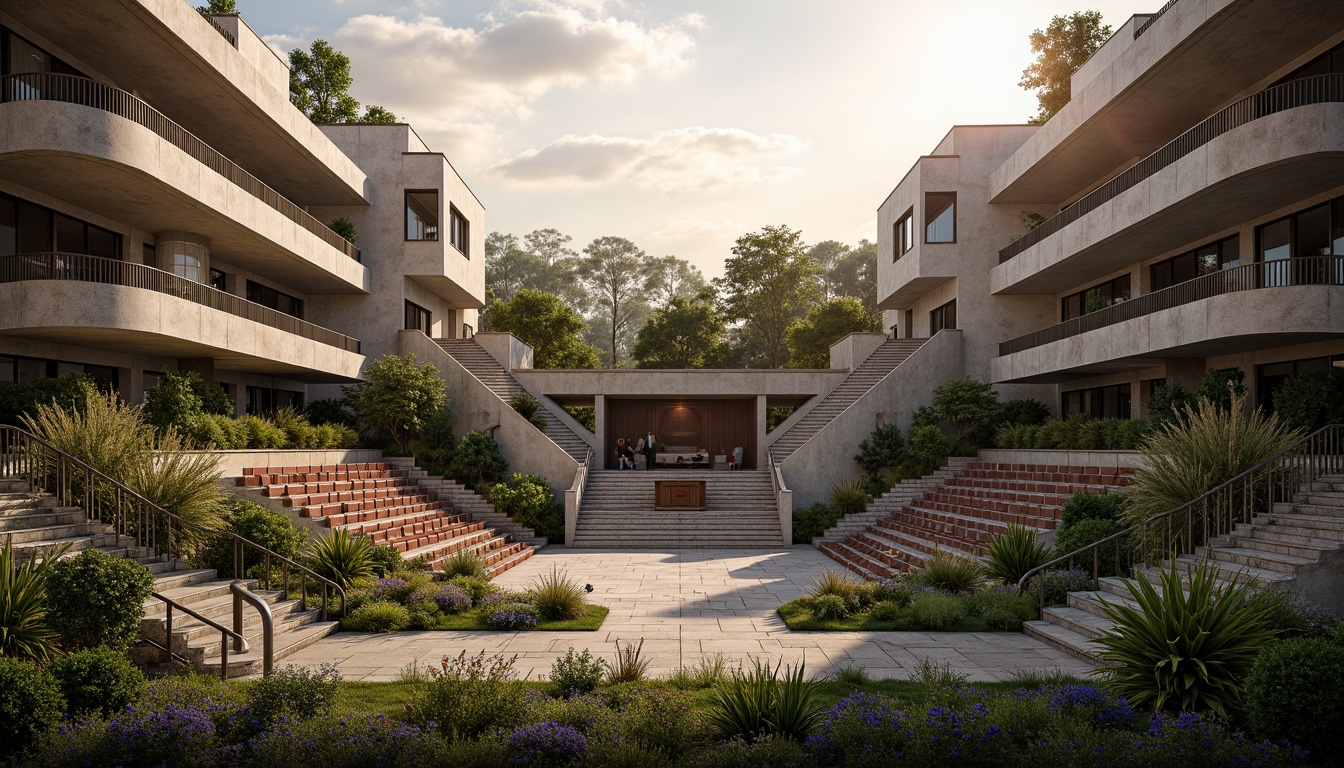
(929, 299, 957, 333)
(449, 206, 469, 257)
(172, 252, 201, 282)
(404, 300, 432, 333)
(1062, 383, 1131, 419)
(1061, 274, 1131, 321)
(1150, 235, 1240, 291)
(0, 197, 14, 257)
(246, 280, 303, 319)
(17, 201, 50, 253)
(893, 209, 914, 261)
(55, 214, 84, 254)
(142, 244, 155, 267)
(209, 268, 227, 292)
(247, 386, 303, 415)
(925, 193, 956, 243)
(405, 190, 439, 241)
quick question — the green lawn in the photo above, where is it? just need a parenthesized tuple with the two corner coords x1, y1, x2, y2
(777, 599, 1008, 632)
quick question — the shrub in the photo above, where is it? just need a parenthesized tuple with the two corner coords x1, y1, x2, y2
(1272, 368, 1344, 432)
(240, 414, 286, 448)
(706, 659, 823, 744)
(931, 377, 1001, 445)
(509, 392, 548, 433)
(142, 370, 206, 435)
(244, 713, 448, 768)
(407, 651, 532, 741)
(529, 566, 587, 621)
(607, 638, 650, 684)
(489, 474, 563, 542)
(549, 648, 607, 696)
(827, 481, 869, 517)
(0, 658, 64, 759)
(330, 216, 357, 244)
(791, 502, 839, 544)
(368, 543, 405, 578)
(1054, 517, 1124, 576)
(304, 398, 357, 428)
(0, 539, 65, 663)
(21, 389, 151, 485)
(984, 524, 1051, 585)
(51, 647, 146, 718)
(915, 550, 984, 594)
(247, 663, 342, 727)
(487, 602, 540, 630)
(804, 692, 909, 765)
(905, 424, 952, 473)
(854, 424, 904, 477)
(446, 430, 508, 491)
(1145, 382, 1194, 426)
(812, 594, 850, 621)
(0, 373, 97, 428)
(507, 722, 586, 765)
(1060, 490, 1126, 528)
(197, 498, 307, 579)
(810, 567, 860, 602)
(441, 548, 488, 580)
(1023, 566, 1094, 606)
(305, 529, 374, 589)
(1245, 637, 1344, 756)
(999, 398, 1050, 426)
(45, 549, 154, 652)
(908, 591, 966, 630)
(344, 600, 411, 633)
(414, 407, 457, 469)
(1249, 589, 1339, 638)
(1096, 560, 1276, 715)
(103, 702, 220, 767)
(870, 600, 901, 621)
(343, 354, 448, 454)
(447, 574, 495, 604)
(970, 586, 1038, 630)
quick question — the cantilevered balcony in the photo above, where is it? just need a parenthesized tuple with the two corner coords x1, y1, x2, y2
(993, 75, 1344, 295)
(0, 74, 367, 293)
(992, 257, 1344, 383)
(0, 253, 364, 382)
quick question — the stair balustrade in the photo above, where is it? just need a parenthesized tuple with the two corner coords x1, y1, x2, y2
(143, 591, 248, 680)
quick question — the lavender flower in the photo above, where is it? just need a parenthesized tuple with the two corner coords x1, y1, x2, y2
(508, 721, 587, 765)
(488, 603, 540, 630)
(432, 584, 472, 614)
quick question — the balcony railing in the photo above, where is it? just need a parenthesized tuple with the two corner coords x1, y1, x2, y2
(1133, 0, 1179, 39)
(0, 253, 360, 354)
(0, 73, 361, 264)
(195, 8, 237, 47)
(998, 256, 1344, 356)
(999, 74, 1344, 264)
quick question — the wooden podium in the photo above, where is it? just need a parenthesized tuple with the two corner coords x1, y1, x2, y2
(654, 480, 706, 510)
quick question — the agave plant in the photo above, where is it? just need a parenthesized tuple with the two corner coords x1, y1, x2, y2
(305, 529, 375, 589)
(984, 524, 1052, 585)
(1094, 560, 1276, 716)
(0, 539, 69, 664)
(706, 658, 824, 743)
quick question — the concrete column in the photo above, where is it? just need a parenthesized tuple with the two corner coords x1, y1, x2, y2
(756, 395, 768, 470)
(154, 232, 210, 283)
(594, 395, 606, 469)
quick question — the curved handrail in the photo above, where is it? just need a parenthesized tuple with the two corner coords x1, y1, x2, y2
(231, 581, 274, 677)
(0, 425, 346, 620)
(0, 73, 360, 263)
(148, 591, 247, 680)
(1133, 0, 1179, 39)
(0, 253, 360, 353)
(1018, 423, 1344, 608)
(999, 74, 1344, 264)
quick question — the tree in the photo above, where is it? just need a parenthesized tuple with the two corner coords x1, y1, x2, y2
(715, 225, 821, 368)
(343, 354, 447, 454)
(289, 40, 394, 125)
(828, 240, 877, 307)
(784, 297, 881, 368)
(485, 232, 551, 303)
(577, 236, 650, 367)
(808, 241, 849, 299)
(1019, 11, 1112, 124)
(633, 294, 727, 369)
(198, 0, 236, 13)
(643, 255, 709, 309)
(489, 289, 600, 369)
(523, 228, 578, 264)
(932, 377, 1001, 443)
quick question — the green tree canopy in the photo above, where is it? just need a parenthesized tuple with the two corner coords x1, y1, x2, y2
(343, 354, 447, 454)
(643, 255, 709, 309)
(289, 40, 395, 124)
(633, 294, 728, 369)
(715, 225, 821, 368)
(490, 288, 600, 369)
(577, 236, 650, 367)
(784, 297, 881, 369)
(198, 0, 236, 13)
(1019, 11, 1112, 124)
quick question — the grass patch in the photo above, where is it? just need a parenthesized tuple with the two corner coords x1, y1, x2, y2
(372, 604, 609, 631)
(777, 598, 999, 632)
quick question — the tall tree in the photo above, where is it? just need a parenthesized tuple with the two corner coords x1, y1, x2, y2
(485, 232, 551, 303)
(808, 240, 849, 299)
(714, 225, 821, 368)
(577, 236, 649, 367)
(1020, 11, 1112, 124)
(643, 255, 709, 308)
(289, 40, 394, 124)
(784, 297, 882, 369)
(523, 229, 578, 264)
(489, 289, 600, 369)
(827, 239, 878, 307)
(633, 293, 727, 369)
(197, 0, 236, 13)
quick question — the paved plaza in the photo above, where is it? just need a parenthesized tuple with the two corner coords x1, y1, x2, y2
(283, 546, 1098, 682)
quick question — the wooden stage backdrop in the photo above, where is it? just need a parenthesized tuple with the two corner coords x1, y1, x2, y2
(603, 398, 757, 469)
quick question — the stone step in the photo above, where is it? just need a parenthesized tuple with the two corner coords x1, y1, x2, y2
(0, 508, 84, 531)
(194, 620, 341, 678)
(1023, 620, 1103, 663)
(1215, 530, 1340, 560)
(1275, 502, 1344, 517)
(1192, 545, 1315, 575)
(1040, 605, 1113, 640)
(817, 540, 896, 580)
(1232, 522, 1344, 548)
(1263, 512, 1344, 534)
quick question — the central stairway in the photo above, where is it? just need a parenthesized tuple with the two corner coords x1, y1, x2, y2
(572, 470, 783, 548)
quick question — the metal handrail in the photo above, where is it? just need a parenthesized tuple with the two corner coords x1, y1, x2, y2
(0, 73, 361, 263)
(0, 253, 360, 353)
(999, 74, 1344, 263)
(1018, 424, 1344, 609)
(999, 256, 1344, 355)
(195, 8, 238, 47)
(0, 426, 346, 621)
(1133, 0, 1179, 38)
(148, 591, 248, 680)
(231, 581, 274, 677)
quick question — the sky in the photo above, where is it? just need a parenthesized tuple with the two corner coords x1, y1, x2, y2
(242, 0, 1151, 279)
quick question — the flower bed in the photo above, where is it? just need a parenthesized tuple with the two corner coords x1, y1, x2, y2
(778, 570, 1042, 632)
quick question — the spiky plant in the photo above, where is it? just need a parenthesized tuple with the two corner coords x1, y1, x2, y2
(440, 548, 487, 580)
(0, 539, 69, 664)
(828, 482, 870, 517)
(20, 390, 152, 484)
(528, 566, 587, 621)
(915, 549, 985, 594)
(810, 567, 860, 601)
(607, 638, 649, 684)
(1095, 560, 1276, 716)
(984, 524, 1052, 585)
(305, 529, 375, 590)
(124, 428, 227, 553)
(706, 658, 824, 743)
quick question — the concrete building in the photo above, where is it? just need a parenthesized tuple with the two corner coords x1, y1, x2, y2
(879, 0, 1344, 417)
(0, 3, 484, 413)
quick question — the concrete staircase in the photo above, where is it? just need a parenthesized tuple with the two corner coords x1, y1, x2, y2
(769, 339, 928, 461)
(436, 338, 590, 461)
(819, 462, 1133, 578)
(1025, 473, 1344, 663)
(571, 470, 783, 548)
(812, 459, 975, 542)
(236, 462, 542, 577)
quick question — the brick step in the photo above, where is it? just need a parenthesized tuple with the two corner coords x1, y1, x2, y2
(869, 517, 988, 558)
(302, 499, 453, 524)
(941, 477, 1119, 496)
(817, 540, 894, 579)
(957, 468, 1130, 486)
(920, 490, 1066, 521)
(482, 546, 535, 577)
(338, 509, 475, 538)
(279, 484, 429, 508)
(359, 517, 485, 548)
(390, 525, 496, 555)
(569, 537, 784, 548)
(906, 497, 1059, 530)
(262, 477, 415, 498)
(845, 531, 928, 572)
(405, 530, 515, 565)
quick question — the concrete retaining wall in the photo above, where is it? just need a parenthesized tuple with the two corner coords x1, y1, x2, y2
(187, 448, 385, 478)
(976, 448, 1145, 470)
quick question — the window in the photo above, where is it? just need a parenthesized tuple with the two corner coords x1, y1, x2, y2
(1276, 41, 1344, 86)
(209, 268, 227, 292)
(172, 252, 201, 282)
(930, 299, 957, 333)
(1150, 236, 1240, 291)
(0, 193, 124, 259)
(405, 190, 439, 241)
(1256, 355, 1344, 410)
(925, 193, 956, 243)
(246, 280, 303, 319)
(0, 355, 117, 391)
(1061, 274, 1131, 322)
(893, 209, 914, 261)
(449, 206, 469, 257)
(1254, 196, 1344, 287)
(0, 197, 14, 257)
(1062, 383, 1131, 419)
(142, 244, 155, 266)
(404, 300, 432, 333)
(247, 386, 303, 415)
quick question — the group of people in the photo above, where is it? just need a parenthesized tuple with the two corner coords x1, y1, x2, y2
(615, 431, 657, 470)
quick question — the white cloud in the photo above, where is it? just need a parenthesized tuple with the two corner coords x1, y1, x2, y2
(489, 126, 807, 193)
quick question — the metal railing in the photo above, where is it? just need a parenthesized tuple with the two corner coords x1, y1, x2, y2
(0, 253, 360, 354)
(195, 8, 238, 47)
(0, 73, 361, 263)
(1133, 0, 1180, 39)
(1019, 424, 1344, 610)
(146, 591, 248, 680)
(999, 256, 1344, 355)
(231, 581, 275, 677)
(999, 74, 1344, 264)
(0, 426, 346, 621)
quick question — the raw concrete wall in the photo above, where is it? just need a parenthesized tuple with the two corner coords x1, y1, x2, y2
(476, 332, 534, 371)
(976, 449, 1145, 470)
(779, 330, 964, 507)
(829, 333, 887, 371)
(188, 448, 385, 479)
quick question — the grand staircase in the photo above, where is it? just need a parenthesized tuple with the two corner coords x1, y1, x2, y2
(236, 462, 543, 577)
(818, 462, 1133, 578)
(1027, 472, 1344, 662)
(436, 339, 590, 461)
(769, 339, 928, 461)
(571, 470, 783, 548)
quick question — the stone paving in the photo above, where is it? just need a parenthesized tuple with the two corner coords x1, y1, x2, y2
(282, 546, 1098, 682)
